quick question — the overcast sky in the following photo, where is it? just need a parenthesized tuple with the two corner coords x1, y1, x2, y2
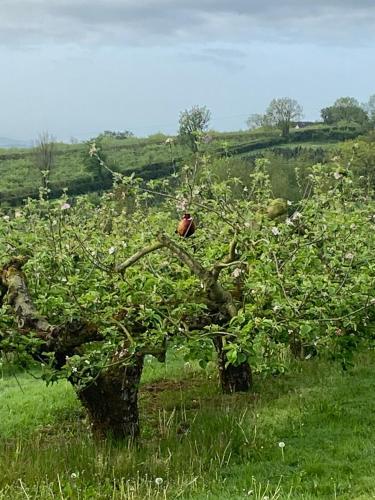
(1, 0, 375, 141)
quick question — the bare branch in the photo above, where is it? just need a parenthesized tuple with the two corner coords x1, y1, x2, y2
(115, 241, 164, 273)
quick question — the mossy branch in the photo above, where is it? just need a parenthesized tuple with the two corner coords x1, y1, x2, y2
(1, 258, 168, 366)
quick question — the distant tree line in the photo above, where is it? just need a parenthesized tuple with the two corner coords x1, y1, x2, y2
(246, 94, 375, 138)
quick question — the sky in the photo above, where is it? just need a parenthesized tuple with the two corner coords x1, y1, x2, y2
(1, 0, 375, 141)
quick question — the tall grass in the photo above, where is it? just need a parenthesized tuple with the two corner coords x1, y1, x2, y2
(1, 351, 375, 498)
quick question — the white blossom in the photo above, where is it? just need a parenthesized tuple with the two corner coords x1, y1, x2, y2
(232, 268, 243, 278)
(155, 477, 163, 486)
(278, 441, 285, 448)
(89, 142, 98, 156)
(291, 211, 302, 221)
(108, 246, 116, 255)
(61, 203, 71, 210)
(271, 226, 280, 236)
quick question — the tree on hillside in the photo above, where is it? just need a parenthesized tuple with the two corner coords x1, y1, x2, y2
(321, 97, 369, 126)
(178, 105, 211, 152)
(246, 113, 269, 130)
(33, 132, 56, 192)
(264, 98, 303, 137)
(364, 95, 375, 126)
(98, 130, 134, 140)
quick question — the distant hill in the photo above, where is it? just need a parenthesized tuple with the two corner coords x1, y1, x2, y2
(0, 137, 32, 149)
(0, 123, 366, 207)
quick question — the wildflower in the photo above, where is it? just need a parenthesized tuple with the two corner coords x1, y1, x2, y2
(108, 246, 116, 255)
(232, 268, 243, 278)
(155, 477, 163, 486)
(70, 472, 78, 479)
(271, 226, 280, 236)
(333, 171, 342, 180)
(15, 211, 22, 218)
(287, 200, 292, 206)
(72, 367, 78, 373)
(165, 137, 174, 145)
(344, 252, 354, 260)
(291, 211, 302, 221)
(3, 215, 10, 221)
(61, 203, 71, 210)
(285, 218, 294, 226)
(278, 441, 285, 462)
(273, 305, 280, 312)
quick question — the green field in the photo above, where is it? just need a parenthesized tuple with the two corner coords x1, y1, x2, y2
(0, 124, 363, 206)
(1, 351, 375, 499)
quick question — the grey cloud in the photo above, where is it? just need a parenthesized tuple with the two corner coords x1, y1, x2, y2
(1, 0, 375, 47)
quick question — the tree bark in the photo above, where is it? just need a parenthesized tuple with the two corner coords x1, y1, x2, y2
(77, 354, 144, 439)
(1, 258, 156, 439)
(213, 336, 252, 393)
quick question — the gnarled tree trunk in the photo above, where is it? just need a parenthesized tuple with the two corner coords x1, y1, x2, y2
(77, 355, 144, 439)
(214, 336, 252, 393)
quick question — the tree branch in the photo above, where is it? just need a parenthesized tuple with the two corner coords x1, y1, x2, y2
(115, 241, 164, 273)
(211, 238, 239, 280)
(116, 234, 238, 318)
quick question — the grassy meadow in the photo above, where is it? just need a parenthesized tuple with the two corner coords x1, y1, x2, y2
(1, 350, 375, 499)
